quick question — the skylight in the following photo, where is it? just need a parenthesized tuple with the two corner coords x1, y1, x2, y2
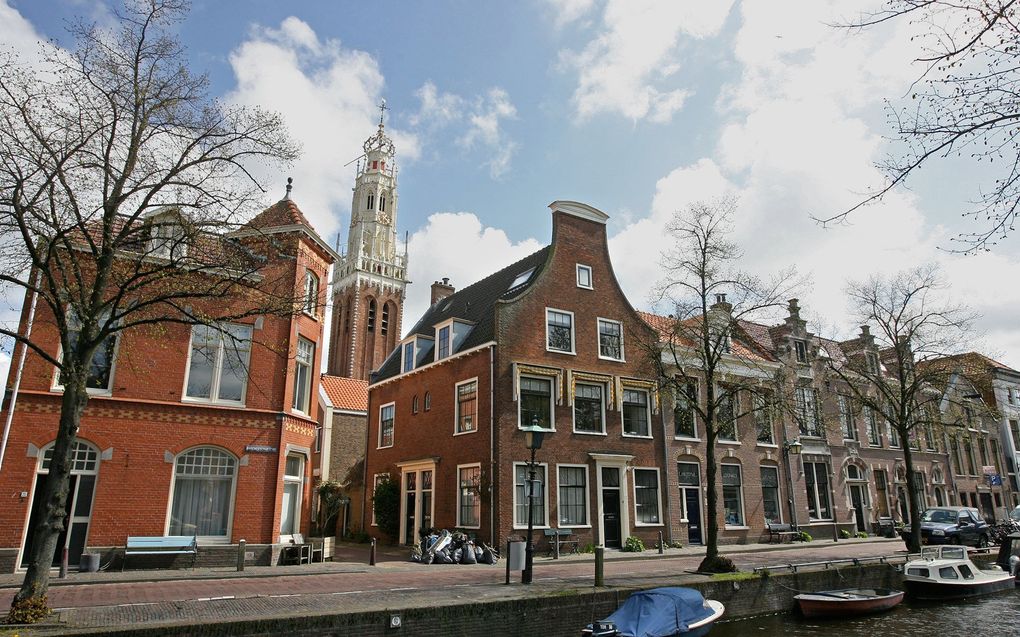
(508, 267, 536, 290)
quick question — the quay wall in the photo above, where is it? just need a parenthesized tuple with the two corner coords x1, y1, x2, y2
(52, 562, 903, 636)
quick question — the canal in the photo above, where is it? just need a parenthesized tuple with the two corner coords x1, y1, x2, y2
(711, 590, 1020, 636)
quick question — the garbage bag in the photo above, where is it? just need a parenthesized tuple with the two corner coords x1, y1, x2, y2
(452, 548, 463, 563)
(480, 545, 495, 565)
(435, 549, 454, 564)
(461, 542, 477, 564)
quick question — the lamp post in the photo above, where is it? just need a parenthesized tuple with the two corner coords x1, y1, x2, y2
(521, 416, 546, 585)
(783, 437, 803, 530)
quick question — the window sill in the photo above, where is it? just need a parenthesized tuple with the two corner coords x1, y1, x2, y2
(377, 444, 394, 450)
(756, 443, 778, 448)
(622, 433, 653, 440)
(513, 524, 550, 531)
(573, 430, 607, 436)
(674, 436, 701, 442)
(597, 355, 625, 363)
(301, 311, 319, 322)
(558, 524, 592, 529)
(545, 348, 576, 356)
(634, 522, 663, 527)
(518, 426, 556, 433)
(457, 524, 482, 530)
(718, 440, 741, 446)
(724, 525, 750, 531)
(453, 429, 478, 437)
(182, 397, 246, 408)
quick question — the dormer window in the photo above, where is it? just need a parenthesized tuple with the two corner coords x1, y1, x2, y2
(402, 341, 415, 373)
(401, 335, 435, 373)
(437, 325, 451, 359)
(147, 212, 187, 260)
(794, 339, 808, 363)
(302, 270, 319, 316)
(433, 319, 474, 362)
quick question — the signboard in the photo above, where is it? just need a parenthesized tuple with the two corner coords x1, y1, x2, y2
(982, 465, 996, 475)
(245, 445, 278, 453)
(988, 474, 1003, 486)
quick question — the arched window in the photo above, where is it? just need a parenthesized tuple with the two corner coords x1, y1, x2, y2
(381, 304, 389, 336)
(412, 395, 419, 414)
(380, 195, 386, 212)
(847, 464, 862, 480)
(424, 391, 431, 412)
(303, 270, 319, 316)
(367, 193, 374, 210)
(367, 300, 376, 331)
(169, 447, 237, 540)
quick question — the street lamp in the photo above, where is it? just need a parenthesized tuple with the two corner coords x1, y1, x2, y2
(783, 437, 802, 530)
(521, 415, 546, 585)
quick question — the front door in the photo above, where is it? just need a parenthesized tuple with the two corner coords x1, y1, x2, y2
(22, 442, 99, 569)
(401, 468, 434, 545)
(684, 489, 703, 545)
(849, 485, 866, 533)
(601, 467, 622, 549)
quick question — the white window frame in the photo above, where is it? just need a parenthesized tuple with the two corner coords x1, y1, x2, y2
(165, 446, 237, 544)
(52, 309, 120, 396)
(632, 467, 662, 526)
(302, 270, 319, 318)
(576, 263, 593, 289)
(721, 463, 746, 528)
(804, 460, 833, 521)
(513, 462, 549, 530)
(434, 320, 452, 361)
(279, 453, 305, 540)
(760, 465, 782, 524)
(572, 381, 606, 435)
(518, 374, 556, 432)
(621, 388, 652, 439)
(454, 377, 479, 436)
(182, 323, 253, 406)
(794, 339, 808, 363)
(291, 336, 315, 415)
(456, 463, 482, 529)
(596, 317, 624, 362)
(674, 379, 700, 440)
(400, 338, 416, 374)
(378, 402, 395, 449)
(545, 307, 576, 355)
(147, 213, 187, 260)
(556, 464, 591, 528)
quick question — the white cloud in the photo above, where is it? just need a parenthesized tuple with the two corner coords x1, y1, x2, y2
(557, 0, 735, 122)
(403, 212, 543, 329)
(225, 17, 420, 241)
(546, 0, 597, 28)
(411, 83, 519, 179)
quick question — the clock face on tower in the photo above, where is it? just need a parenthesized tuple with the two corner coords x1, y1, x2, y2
(377, 212, 390, 225)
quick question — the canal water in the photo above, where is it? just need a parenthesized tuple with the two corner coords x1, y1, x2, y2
(711, 591, 1020, 636)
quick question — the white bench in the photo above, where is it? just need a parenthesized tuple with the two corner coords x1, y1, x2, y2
(124, 535, 197, 570)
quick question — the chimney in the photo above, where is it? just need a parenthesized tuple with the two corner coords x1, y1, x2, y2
(711, 293, 732, 314)
(787, 298, 800, 319)
(859, 325, 871, 338)
(431, 277, 455, 305)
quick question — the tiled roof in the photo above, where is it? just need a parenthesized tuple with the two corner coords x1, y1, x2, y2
(320, 375, 369, 412)
(636, 312, 777, 362)
(373, 246, 552, 382)
(245, 198, 318, 234)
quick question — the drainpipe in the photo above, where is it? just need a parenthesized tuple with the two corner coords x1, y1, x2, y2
(489, 344, 496, 546)
(0, 271, 40, 472)
(660, 376, 674, 545)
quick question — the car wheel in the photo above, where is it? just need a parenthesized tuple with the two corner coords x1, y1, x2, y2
(978, 534, 989, 548)
(949, 535, 961, 545)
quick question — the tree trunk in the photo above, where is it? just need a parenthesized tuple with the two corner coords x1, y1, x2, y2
(12, 377, 89, 607)
(901, 437, 922, 553)
(701, 428, 719, 567)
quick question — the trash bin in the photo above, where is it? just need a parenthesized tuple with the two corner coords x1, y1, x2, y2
(507, 540, 526, 572)
(79, 552, 100, 573)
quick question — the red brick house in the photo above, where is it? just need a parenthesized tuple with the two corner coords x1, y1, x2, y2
(0, 193, 337, 572)
(363, 201, 666, 550)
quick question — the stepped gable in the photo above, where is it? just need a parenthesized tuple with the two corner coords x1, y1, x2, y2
(373, 245, 552, 383)
(321, 375, 369, 412)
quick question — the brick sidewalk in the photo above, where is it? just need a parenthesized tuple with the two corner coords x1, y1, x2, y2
(1, 537, 905, 635)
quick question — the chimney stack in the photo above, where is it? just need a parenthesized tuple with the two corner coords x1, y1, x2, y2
(431, 277, 455, 305)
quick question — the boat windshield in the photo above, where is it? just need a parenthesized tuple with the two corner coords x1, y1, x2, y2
(921, 509, 955, 523)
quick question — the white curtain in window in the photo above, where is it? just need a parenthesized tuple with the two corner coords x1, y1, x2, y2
(170, 448, 235, 537)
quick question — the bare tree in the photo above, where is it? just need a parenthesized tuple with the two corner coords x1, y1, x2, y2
(0, 0, 300, 616)
(824, 264, 978, 552)
(645, 197, 801, 573)
(829, 1, 1020, 251)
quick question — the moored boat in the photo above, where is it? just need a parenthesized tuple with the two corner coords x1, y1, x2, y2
(903, 545, 1014, 600)
(794, 588, 904, 618)
(582, 587, 724, 637)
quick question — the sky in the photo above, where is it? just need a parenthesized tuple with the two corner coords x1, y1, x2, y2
(2, 0, 1019, 381)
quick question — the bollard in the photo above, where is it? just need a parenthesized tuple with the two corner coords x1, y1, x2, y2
(658, 531, 664, 555)
(237, 539, 246, 572)
(59, 547, 68, 579)
(370, 537, 377, 566)
(595, 546, 605, 587)
(505, 540, 511, 585)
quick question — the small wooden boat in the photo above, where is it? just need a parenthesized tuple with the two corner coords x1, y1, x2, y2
(582, 587, 724, 637)
(794, 588, 904, 618)
(903, 545, 1015, 600)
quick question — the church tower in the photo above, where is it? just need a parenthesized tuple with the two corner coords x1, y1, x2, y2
(328, 104, 409, 381)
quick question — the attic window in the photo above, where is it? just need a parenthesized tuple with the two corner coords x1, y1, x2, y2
(794, 339, 808, 363)
(508, 267, 536, 290)
(148, 214, 187, 260)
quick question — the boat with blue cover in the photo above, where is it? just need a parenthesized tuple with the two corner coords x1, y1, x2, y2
(581, 587, 725, 637)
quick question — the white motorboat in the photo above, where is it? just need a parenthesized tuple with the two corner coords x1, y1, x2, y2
(903, 545, 1015, 600)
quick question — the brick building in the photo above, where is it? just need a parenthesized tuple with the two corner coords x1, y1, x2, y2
(363, 201, 666, 550)
(0, 191, 337, 572)
(318, 374, 369, 537)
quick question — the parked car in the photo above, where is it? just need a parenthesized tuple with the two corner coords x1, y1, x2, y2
(1009, 505, 1020, 523)
(900, 506, 990, 548)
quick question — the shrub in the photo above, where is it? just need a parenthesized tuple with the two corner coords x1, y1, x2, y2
(797, 530, 813, 542)
(856, 531, 868, 539)
(699, 554, 737, 573)
(839, 529, 852, 539)
(669, 540, 684, 549)
(371, 476, 400, 542)
(580, 543, 596, 554)
(622, 536, 645, 552)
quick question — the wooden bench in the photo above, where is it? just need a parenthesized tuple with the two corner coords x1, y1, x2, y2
(124, 535, 197, 570)
(544, 528, 579, 558)
(765, 522, 798, 544)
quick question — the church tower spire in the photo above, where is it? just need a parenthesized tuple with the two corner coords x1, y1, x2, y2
(328, 102, 409, 380)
